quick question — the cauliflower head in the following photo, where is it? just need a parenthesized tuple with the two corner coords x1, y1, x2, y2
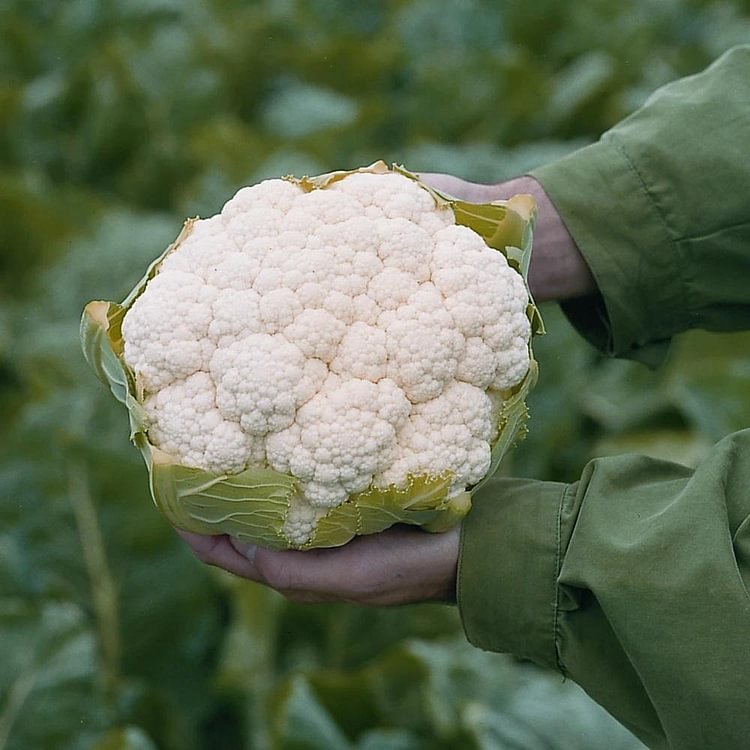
(81, 162, 540, 549)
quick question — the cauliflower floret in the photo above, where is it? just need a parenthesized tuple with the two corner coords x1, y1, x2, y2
(329, 171, 436, 222)
(376, 218, 433, 281)
(252, 267, 284, 294)
(210, 335, 326, 436)
(122, 270, 218, 391)
(375, 382, 493, 494)
(144, 372, 256, 474)
(209, 289, 264, 347)
(204, 253, 262, 291)
(330, 322, 388, 381)
(352, 293, 382, 326)
(431, 224, 488, 267)
(258, 287, 303, 333)
(316, 218, 383, 296)
(282, 500, 329, 546)
(490, 345, 532, 391)
(434, 255, 527, 339)
(483, 310, 532, 390)
(418, 206, 454, 234)
(375, 377, 411, 425)
(456, 337, 497, 389)
(317, 215, 376, 253)
(266, 379, 409, 507)
(368, 267, 419, 311)
(160, 230, 237, 276)
(284, 309, 346, 363)
(222, 178, 303, 217)
(292, 188, 362, 225)
(226, 208, 285, 245)
(432, 237, 532, 391)
(384, 285, 465, 403)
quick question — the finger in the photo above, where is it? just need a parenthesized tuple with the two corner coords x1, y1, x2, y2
(178, 525, 459, 606)
(175, 528, 335, 600)
(233, 525, 458, 605)
(176, 530, 262, 580)
(417, 173, 508, 203)
(229, 538, 357, 596)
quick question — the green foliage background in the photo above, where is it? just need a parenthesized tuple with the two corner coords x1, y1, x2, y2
(2, 1, 749, 748)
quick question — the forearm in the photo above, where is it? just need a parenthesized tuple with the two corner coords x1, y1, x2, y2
(459, 429, 750, 749)
(531, 44, 750, 364)
(501, 176, 595, 303)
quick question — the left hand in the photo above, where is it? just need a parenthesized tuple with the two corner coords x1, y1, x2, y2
(420, 172, 595, 302)
(177, 524, 460, 606)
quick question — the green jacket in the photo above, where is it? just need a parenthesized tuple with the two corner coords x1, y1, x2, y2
(458, 45, 750, 750)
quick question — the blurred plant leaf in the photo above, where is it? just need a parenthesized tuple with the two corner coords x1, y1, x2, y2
(262, 80, 359, 139)
(579, 358, 669, 434)
(663, 330, 750, 441)
(0, 172, 101, 296)
(0, 205, 231, 748)
(268, 637, 644, 749)
(354, 728, 425, 750)
(461, 673, 645, 749)
(594, 429, 712, 468)
(399, 139, 586, 184)
(88, 726, 159, 750)
(0, 600, 102, 750)
(546, 51, 615, 123)
(271, 675, 353, 750)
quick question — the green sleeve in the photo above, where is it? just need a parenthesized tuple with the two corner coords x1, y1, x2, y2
(458, 47, 750, 749)
(459, 431, 750, 749)
(530, 44, 750, 366)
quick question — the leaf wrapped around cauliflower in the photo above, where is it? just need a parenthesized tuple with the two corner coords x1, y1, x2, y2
(81, 161, 542, 549)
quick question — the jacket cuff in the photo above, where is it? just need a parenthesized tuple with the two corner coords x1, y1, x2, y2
(530, 137, 679, 367)
(457, 476, 568, 671)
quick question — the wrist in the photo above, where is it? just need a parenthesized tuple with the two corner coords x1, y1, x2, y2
(501, 176, 595, 303)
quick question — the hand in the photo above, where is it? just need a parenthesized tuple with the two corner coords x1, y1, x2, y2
(177, 524, 461, 606)
(418, 172, 516, 204)
(178, 170, 594, 607)
(420, 173, 595, 303)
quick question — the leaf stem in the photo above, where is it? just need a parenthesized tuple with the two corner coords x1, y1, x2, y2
(0, 664, 38, 750)
(68, 461, 121, 704)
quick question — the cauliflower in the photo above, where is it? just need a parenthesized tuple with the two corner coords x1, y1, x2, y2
(81, 162, 540, 549)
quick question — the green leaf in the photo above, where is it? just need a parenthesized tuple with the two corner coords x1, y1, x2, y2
(594, 429, 711, 469)
(580, 358, 669, 433)
(88, 726, 159, 750)
(546, 51, 615, 122)
(664, 330, 750, 440)
(354, 729, 426, 750)
(462, 673, 646, 750)
(269, 637, 645, 750)
(150, 455, 297, 547)
(262, 80, 359, 140)
(0, 600, 102, 750)
(270, 675, 352, 750)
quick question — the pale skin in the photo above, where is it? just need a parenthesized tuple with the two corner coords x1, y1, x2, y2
(178, 174, 595, 606)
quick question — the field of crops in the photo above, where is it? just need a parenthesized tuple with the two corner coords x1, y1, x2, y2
(2, 2, 750, 748)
